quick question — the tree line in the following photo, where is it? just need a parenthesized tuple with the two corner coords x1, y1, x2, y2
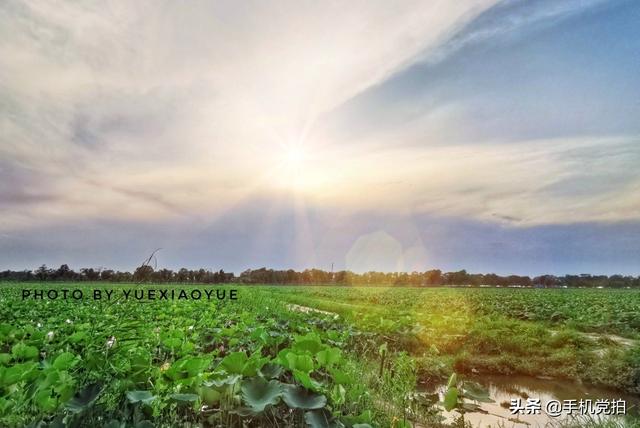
(1, 264, 639, 288)
(0, 264, 232, 284)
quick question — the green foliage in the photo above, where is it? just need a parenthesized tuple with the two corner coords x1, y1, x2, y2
(169, 393, 199, 402)
(240, 377, 282, 413)
(11, 343, 39, 360)
(125, 390, 156, 405)
(443, 386, 458, 412)
(305, 408, 345, 428)
(2, 283, 639, 427)
(65, 383, 102, 413)
(441, 373, 494, 416)
(282, 385, 327, 409)
(0, 283, 382, 427)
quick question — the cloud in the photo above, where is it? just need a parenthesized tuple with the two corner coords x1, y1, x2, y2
(0, 0, 498, 232)
(3, 202, 640, 275)
(283, 134, 640, 226)
(421, 0, 612, 65)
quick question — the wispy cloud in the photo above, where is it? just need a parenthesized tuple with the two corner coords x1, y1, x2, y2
(421, 0, 612, 65)
(0, 0, 498, 231)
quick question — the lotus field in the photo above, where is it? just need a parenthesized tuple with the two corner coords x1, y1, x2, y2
(1, 284, 640, 427)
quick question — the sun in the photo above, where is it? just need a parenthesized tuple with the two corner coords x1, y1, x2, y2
(269, 139, 329, 192)
(282, 145, 307, 166)
(272, 143, 316, 191)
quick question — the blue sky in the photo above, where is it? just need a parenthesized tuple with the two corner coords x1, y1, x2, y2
(330, 0, 640, 143)
(1, 0, 639, 275)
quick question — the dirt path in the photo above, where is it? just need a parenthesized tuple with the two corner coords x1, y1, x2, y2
(286, 303, 338, 317)
(581, 332, 636, 347)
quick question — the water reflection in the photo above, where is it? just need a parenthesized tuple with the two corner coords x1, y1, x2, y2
(423, 374, 640, 427)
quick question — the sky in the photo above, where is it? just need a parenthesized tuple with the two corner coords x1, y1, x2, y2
(1, 0, 639, 276)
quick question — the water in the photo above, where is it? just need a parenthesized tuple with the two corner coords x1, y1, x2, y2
(422, 375, 640, 427)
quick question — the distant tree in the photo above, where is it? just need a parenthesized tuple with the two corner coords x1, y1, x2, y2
(0, 263, 636, 288)
(154, 268, 174, 283)
(133, 265, 154, 283)
(533, 275, 557, 288)
(100, 269, 114, 281)
(175, 268, 188, 283)
(35, 265, 50, 281)
(445, 270, 469, 286)
(424, 269, 442, 286)
(81, 268, 100, 281)
(53, 264, 76, 281)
